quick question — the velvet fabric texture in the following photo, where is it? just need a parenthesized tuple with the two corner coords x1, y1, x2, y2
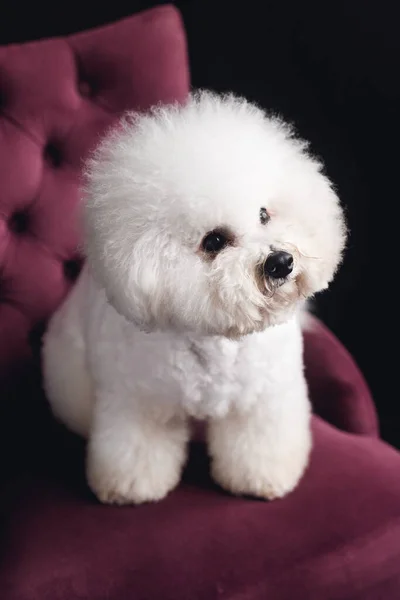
(0, 6, 399, 599)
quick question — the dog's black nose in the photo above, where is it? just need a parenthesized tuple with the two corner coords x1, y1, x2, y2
(264, 251, 294, 279)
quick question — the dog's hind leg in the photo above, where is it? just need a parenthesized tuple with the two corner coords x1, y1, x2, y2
(42, 270, 93, 438)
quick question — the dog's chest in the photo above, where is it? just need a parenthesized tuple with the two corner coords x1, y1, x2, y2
(187, 337, 237, 376)
(168, 334, 270, 418)
(128, 331, 259, 418)
(153, 336, 239, 418)
(90, 299, 301, 419)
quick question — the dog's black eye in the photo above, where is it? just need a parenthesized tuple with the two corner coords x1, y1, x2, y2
(260, 207, 270, 225)
(202, 230, 229, 254)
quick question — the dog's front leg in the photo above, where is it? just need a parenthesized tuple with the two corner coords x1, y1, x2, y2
(208, 378, 312, 500)
(86, 392, 189, 505)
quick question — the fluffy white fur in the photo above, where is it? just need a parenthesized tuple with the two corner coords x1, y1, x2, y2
(42, 91, 346, 504)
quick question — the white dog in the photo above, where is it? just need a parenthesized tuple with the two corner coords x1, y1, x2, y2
(42, 91, 346, 504)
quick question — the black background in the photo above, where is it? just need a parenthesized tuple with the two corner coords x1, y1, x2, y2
(1, 0, 399, 446)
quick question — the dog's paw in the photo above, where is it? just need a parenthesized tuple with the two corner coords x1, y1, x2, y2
(87, 445, 185, 505)
(88, 473, 179, 505)
(212, 456, 307, 500)
(211, 437, 311, 501)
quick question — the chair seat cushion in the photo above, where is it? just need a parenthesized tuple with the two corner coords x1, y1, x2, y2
(1, 417, 400, 600)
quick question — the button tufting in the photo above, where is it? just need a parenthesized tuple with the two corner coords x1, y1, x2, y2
(9, 211, 30, 235)
(78, 80, 92, 98)
(44, 143, 63, 168)
(64, 258, 83, 282)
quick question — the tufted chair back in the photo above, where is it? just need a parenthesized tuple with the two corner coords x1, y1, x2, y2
(0, 7, 189, 472)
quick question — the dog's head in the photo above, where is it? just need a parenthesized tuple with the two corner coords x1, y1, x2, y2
(84, 91, 346, 337)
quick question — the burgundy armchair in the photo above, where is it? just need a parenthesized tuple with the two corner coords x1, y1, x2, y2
(1, 6, 400, 600)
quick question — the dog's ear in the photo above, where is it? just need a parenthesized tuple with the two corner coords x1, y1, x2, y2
(297, 181, 347, 298)
(104, 289, 155, 333)
(81, 117, 164, 330)
(85, 226, 162, 331)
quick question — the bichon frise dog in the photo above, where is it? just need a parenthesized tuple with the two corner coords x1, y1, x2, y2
(43, 91, 346, 504)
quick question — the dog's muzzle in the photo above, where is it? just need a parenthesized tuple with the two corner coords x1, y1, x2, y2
(264, 251, 294, 280)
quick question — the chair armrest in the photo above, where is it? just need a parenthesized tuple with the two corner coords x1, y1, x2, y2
(303, 315, 379, 437)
